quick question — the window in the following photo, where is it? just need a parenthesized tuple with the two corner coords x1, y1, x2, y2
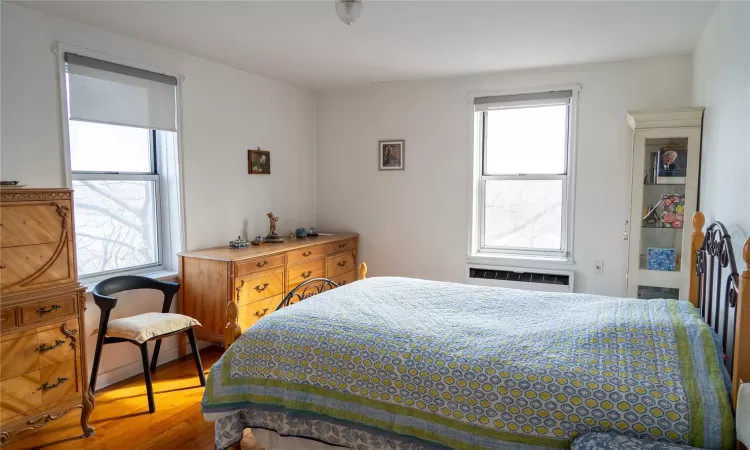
(70, 122, 161, 277)
(62, 52, 181, 279)
(472, 89, 577, 258)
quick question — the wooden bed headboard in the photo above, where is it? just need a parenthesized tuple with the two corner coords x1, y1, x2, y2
(689, 211, 750, 410)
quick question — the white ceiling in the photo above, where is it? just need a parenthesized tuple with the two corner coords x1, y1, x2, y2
(19, 1, 717, 89)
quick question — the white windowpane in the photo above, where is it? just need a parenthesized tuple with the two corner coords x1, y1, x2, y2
(73, 180, 158, 276)
(69, 121, 152, 172)
(484, 180, 563, 250)
(485, 105, 567, 175)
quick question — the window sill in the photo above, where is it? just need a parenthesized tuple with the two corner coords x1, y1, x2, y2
(467, 253, 576, 271)
(81, 269, 178, 293)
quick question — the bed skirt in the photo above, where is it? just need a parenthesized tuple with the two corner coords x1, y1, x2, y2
(214, 408, 441, 450)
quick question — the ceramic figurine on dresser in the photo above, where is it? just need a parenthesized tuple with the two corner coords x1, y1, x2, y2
(0, 188, 95, 446)
(265, 212, 283, 243)
(229, 237, 250, 249)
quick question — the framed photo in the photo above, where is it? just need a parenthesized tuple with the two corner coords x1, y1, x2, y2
(379, 140, 405, 171)
(656, 147, 687, 184)
(248, 149, 271, 174)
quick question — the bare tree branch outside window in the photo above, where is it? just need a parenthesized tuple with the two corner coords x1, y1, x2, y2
(73, 180, 158, 276)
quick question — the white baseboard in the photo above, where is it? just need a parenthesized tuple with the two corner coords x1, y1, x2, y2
(93, 341, 213, 391)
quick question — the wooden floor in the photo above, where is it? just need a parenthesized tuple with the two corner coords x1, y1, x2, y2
(4, 347, 261, 450)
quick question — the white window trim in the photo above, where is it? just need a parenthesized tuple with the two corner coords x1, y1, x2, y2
(466, 83, 581, 266)
(54, 42, 187, 281)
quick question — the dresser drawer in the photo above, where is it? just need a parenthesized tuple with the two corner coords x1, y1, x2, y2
(21, 295, 76, 325)
(1, 307, 17, 331)
(327, 252, 355, 277)
(39, 358, 79, 407)
(1, 319, 79, 382)
(0, 241, 76, 294)
(330, 270, 357, 287)
(0, 329, 39, 382)
(37, 319, 78, 369)
(287, 259, 325, 289)
(0, 371, 41, 422)
(0, 358, 79, 422)
(235, 253, 285, 277)
(237, 294, 282, 331)
(0, 200, 73, 248)
(325, 238, 357, 255)
(235, 269, 284, 307)
(286, 245, 325, 266)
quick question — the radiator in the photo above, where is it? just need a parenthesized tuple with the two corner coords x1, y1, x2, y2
(467, 266, 574, 293)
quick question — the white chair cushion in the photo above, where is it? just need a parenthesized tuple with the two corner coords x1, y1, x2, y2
(92, 312, 201, 344)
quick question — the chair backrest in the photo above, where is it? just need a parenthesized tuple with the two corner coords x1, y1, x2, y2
(92, 276, 180, 314)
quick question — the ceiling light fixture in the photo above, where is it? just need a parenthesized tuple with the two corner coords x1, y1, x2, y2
(335, 0, 363, 25)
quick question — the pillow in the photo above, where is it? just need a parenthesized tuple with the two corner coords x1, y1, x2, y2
(738, 382, 750, 447)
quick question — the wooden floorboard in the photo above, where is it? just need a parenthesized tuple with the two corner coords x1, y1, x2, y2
(4, 347, 261, 450)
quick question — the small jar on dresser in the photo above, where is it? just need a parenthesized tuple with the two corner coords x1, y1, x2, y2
(177, 233, 359, 354)
(0, 188, 94, 446)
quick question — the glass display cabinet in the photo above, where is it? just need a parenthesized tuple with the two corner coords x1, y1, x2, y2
(625, 108, 704, 300)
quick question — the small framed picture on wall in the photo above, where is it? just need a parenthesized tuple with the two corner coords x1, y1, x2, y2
(378, 140, 405, 171)
(248, 149, 271, 174)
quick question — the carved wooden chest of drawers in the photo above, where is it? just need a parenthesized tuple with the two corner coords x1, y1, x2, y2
(177, 233, 359, 353)
(0, 189, 94, 446)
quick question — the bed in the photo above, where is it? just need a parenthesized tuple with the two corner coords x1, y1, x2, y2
(202, 213, 750, 450)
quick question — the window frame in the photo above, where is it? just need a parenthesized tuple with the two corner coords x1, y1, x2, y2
(56, 42, 186, 283)
(468, 85, 580, 262)
(70, 128, 164, 279)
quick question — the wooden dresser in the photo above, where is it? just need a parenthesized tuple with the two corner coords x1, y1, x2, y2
(0, 188, 94, 446)
(178, 233, 358, 352)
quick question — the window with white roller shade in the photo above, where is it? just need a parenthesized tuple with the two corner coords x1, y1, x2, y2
(65, 53, 177, 131)
(61, 51, 182, 280)
(471, 88, 578, 258)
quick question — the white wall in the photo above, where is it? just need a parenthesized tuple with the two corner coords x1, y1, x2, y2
(693, 1, 750, 255)
(316, 56, 693, 296)
(0, 3, 316, 387)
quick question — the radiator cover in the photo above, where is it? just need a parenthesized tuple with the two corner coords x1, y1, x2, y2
(467, 266, 574, 293)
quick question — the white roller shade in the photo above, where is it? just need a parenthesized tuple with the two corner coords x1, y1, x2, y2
(66, 53, 177, 131)
(474, 90, 572, 111)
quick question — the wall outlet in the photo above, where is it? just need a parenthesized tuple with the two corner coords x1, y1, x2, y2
(594, 261, 604, 274)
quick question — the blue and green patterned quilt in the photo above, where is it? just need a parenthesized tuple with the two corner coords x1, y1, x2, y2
(202, 277, 734, 450)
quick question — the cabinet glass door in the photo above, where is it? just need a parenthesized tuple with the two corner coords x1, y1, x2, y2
(627, 126, 701, 300)
(639, 138, 688, 273)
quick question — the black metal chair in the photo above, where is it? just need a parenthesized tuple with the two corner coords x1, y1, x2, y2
(89, 276, 205, 413)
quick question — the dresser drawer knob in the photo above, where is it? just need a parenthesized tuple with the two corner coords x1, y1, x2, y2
(302, 251, 312, 257)
(0, 264, 5, 269)
(301, 271, 313, 279)
(38, 376, 69, 392)
(37, 304, 62, 314)
(36, 339, 66, 353)
(256, 260, 268, 268)
(337, 261, 347, 267)
(254, 283, 270, 292)
(337, 243, 347, 248)
(253, 308, 269, 318)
